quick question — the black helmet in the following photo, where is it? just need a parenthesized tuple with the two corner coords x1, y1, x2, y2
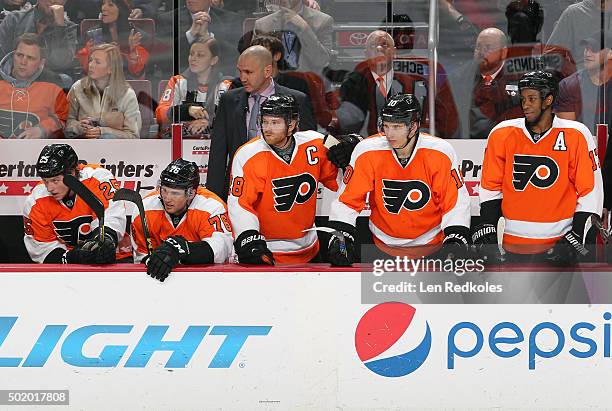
(259, 94, 300, 127)
(379, 93, 421, 128)
(160, 158, 200, 191)
(505, 0, 544, 37)
(36, 144, 78, 178)
(518, 70, 558, 101)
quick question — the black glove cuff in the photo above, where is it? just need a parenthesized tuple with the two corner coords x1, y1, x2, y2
(443, 232, 469, 247)
(45, 247, 68, 264)
(181, 241, 215, 264)
(164, 236, 190, 257)
(235, 230, 266, 251)
(326, 221, 357, 243)
(563, 230, 589, 257)
(472, 224, 497, 245)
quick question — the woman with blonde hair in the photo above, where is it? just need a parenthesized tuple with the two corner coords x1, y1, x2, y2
(66, 43, 141, 139)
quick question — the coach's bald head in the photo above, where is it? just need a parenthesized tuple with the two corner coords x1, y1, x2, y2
(238, 45, 274, 93)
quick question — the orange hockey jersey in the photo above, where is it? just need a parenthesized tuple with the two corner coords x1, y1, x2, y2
(23, 164, 127, 263)
(131, 187, 233, 263)
(228, 130, 339, 263)
(480, 116, 604, 254)
(329, 133, 471, 257)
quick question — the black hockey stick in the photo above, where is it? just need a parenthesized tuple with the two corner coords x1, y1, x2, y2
(63, 174, 105, 242)
(113, 188, 153, 256)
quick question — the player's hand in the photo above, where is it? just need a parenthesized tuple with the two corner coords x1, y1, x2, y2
(234, 230, 275, 265)
(146, 240, 182, 281)
(50, 4, 65, 26)
(441, 231, 470, 262)
(18, 126, 43, 139)
(472, 223, 503, 265)
(188, 105, 208, 120)
(128, 29, 142, 52)
(326, 134, 361, 169)
(326, 221, 357, 266)
(129, 8, 143, 18)
(545, 230, 588, 267)
(81, 234, 117, 265)
(63, 247, 97, 264)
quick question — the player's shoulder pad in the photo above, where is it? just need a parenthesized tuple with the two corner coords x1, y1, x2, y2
(417, 133, 458, 162)
(79, 164, 115, 183)
(554, 116, 595, 146)
(352, 134, 390, 161)
(233, 137, 268, 164)
(487, 118, 524, 142)
(23, 183, 51, 216)
(294, 130, 325, 145)
(191, 187, 228, 215)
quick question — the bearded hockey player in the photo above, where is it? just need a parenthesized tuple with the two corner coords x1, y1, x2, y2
(475, 70, 603, 265)
(228, 94, 339, 264)
(132, 159, 233, 282)
(326, 93, 471, 265)
(23, 144, 126, 264)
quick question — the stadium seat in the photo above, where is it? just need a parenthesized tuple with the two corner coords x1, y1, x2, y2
(127, 79, 154, 138)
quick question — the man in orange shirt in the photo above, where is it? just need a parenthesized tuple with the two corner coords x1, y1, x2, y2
(475, 70, 603, 265)
(132, 158, 233, 282)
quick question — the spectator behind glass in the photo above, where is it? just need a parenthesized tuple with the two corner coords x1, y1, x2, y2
(253, 0, 333, 75)
(0, 0, 78, 74)
(76, 0, 149, 79)
(547, 0, 612, 69)
(504, 0, 576, 83)
(66, 43, 141, 139)
(156, 37, 232, 138)
(556, 32, 612, 221)
(0, 0, 31, 18)
(0, 33, 68, 138)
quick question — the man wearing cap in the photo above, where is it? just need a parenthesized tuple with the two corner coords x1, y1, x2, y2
(557, 31, 612, 228)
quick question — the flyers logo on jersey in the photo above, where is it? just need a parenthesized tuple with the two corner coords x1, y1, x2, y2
(272, 173, 317, 212)
(382, 180, 431, 214)
(53, 216, 95, 247)
(512, 155, 559, 191)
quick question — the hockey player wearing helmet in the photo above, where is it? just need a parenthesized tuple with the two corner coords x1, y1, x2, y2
(475, 70, 603, 266)
(132, 158, 233, 281)
(228, 94, 340, 265)
(23, 143, 126, 264)
(326, 93, 471, 266)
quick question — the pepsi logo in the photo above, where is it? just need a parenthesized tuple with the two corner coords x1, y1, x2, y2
(355, 302, 431, 377)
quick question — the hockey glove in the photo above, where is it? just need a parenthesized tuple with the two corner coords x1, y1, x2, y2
(81, 228, 117, 264)
(62, 247, 97, 264)
(440, 228, 470, 261)
(472, 223, 504, 265)
(326, 221, 358, 266)
(234, 230, 275, 265)
(326, 134, 362, 169)
(545, 230, 589, 267)
(145, 238, 186, 282)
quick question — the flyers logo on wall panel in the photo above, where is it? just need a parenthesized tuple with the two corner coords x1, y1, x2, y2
(0, 140, 171, 215)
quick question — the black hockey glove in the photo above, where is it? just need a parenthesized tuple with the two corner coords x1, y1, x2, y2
(326, 221, 358, 266)
(80, 228, 117, 264)
(145, 236, 188, 282)
(472, 223, 504, 265)
(234, 230, 275, 265)
(326, 134, 362, 169)
(440, 228, 470, 261)
(62, 247, 97, 264)
(545, 230, 589, 267)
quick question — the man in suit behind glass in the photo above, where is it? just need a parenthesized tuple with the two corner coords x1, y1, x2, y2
(207, 45, 316, 200)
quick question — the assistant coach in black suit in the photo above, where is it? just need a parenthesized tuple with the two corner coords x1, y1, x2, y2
(207, 46, 316, 200)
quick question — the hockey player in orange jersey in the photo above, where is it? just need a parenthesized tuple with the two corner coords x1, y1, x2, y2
(326, 93, 472, 265)
(474, 70, 604, 265)
(132, 159, 233, 281)
(23, 144, 126, 264)
(228, 94, 340, 264)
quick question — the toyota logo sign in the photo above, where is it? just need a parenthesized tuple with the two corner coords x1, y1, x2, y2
(349, 32, 368, 46)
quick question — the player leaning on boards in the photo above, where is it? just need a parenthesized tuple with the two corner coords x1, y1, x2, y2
(474, 70, 603, 265)
(228, 94, 342, 264)
(132, 159, 233, 281)
(23, 144, 126, 264)
(326, 93, 472, 265)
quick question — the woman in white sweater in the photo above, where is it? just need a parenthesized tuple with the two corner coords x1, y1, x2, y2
(66, 43, 141, 139)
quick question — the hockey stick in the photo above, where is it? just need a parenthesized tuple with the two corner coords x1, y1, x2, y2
(63, 174, 106, 242)
(113, 188, 153, 256)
